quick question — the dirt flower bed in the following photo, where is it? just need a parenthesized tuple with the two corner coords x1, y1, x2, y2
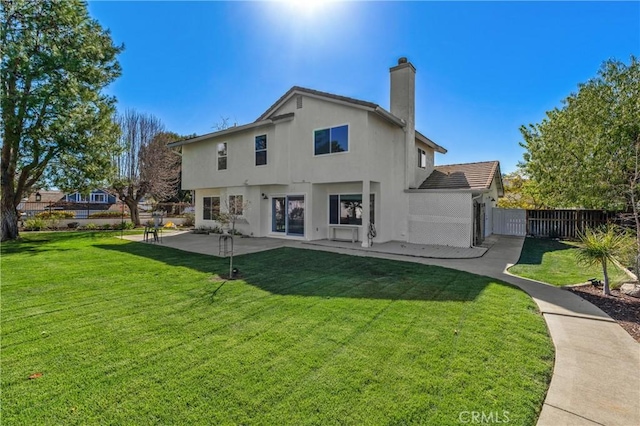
(568, 284, 640, 342)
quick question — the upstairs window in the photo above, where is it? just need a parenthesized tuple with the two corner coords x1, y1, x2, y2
(314, 125, 348, 156)
(418, 148, 427, 168)
(228, 195, 244, 215)
(203, 196, 220, 220)
(217, 142, 227, 170)
(255, 135, 267, 166)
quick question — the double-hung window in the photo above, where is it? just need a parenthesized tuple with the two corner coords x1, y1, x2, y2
(203, 196, 220, 220)
(328, 194, 375, 225)
(255, 135, 267, 166)
(314, 125, 348, 155)
(217, 143, 227, 170)
(228, 195, 244, 215)
(418, 148, 427, 168)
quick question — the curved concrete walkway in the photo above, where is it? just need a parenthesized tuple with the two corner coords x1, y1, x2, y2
(293, 236, 640, 426)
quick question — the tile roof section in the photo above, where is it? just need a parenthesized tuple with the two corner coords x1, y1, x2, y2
(256, 86, 379, 122)
(27, 191, 64, 203)
(419, 161, 501, 191)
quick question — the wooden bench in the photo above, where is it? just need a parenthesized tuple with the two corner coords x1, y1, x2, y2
(328, 225, 359, 243)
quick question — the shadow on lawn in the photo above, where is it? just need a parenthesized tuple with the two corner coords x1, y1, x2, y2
(94, 241, 500, 302)
(513, 237, 575, 267)
(0, 232, 111, 256)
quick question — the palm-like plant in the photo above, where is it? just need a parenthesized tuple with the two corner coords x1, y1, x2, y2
(576, 225, 632, 295)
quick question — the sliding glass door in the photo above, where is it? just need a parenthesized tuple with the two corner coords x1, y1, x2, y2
(272, 195, 304, 236)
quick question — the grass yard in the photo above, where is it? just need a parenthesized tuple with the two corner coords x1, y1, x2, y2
(2, 232, 553, 425)
(508, 237, 630, 287)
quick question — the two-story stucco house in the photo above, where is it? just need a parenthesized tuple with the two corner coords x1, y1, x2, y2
(169, 58, 503, 248)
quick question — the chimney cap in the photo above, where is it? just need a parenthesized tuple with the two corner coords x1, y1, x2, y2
(398, 57, 408, 64)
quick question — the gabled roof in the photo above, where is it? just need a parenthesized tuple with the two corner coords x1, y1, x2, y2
(168, 85, 446, 153)
(419, 161, 503, 195)
(167, 113, 295, 148)
(256, 86, 380, 122)
(256, 85, 406, 129)
(256, 86, 446, 153)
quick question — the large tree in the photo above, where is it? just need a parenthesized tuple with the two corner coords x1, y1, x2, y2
(520, 56, 640, 259)
(497, 171, 544, 209)
(1, 0, 122, 241)
(111, 109, 180, 225)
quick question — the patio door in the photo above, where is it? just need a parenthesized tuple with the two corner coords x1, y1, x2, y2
(272, 195, 305, 236)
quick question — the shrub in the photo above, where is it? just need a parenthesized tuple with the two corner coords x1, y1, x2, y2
(100, 224, 112, 230)
(112, 222, 134, 230)
(24, 218, 48, 231)
(67, 222, 79, 229)
(88, 211, 129, 218)
(82, 223, 99, 230)
(35, 211, 75, 219)
(211, 226, 224, 234)
(183, 213, 195, 227)
(576, 225, 633, 295)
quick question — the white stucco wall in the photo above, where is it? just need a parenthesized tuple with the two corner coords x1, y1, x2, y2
(407, 192, 473, 248)
(185, 94, 417, 243)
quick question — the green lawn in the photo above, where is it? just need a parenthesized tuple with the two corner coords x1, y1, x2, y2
(2, 232, 553, 425)
(508, 237, 630, 287)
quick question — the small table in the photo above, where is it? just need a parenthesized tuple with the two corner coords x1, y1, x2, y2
(329, 225, 359, 243)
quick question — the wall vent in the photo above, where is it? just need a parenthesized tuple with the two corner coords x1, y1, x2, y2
(296, 95, 303, 109)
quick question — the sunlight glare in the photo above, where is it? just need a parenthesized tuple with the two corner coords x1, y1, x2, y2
(284, 0, 331, 17)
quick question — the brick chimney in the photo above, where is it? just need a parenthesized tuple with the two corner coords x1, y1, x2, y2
(390, 57, 417, 188)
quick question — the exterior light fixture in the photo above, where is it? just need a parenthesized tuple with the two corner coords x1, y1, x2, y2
(35, 192, 42, 202)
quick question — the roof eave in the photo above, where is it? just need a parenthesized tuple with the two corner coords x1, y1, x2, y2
(373, 106, 405, 127)
(406, 188, 491, 194)
(415, 130, 447, 154)
(167, 113, 294, 148)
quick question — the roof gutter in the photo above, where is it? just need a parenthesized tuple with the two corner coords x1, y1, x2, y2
(168, 113, 294, 148)
(405, 188, 492, 194)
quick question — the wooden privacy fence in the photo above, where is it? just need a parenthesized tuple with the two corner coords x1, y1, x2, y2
(526, 209, 615, 238)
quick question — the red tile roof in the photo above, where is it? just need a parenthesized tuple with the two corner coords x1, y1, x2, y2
(419, 161, 502, 192)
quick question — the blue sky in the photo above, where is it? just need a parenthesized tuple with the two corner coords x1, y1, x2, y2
(88, 1, 639, 173)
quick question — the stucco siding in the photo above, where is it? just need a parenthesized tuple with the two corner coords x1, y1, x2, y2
(407, 192, 472, 247)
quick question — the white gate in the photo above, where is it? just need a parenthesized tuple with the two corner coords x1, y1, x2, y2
(492, 208, 526, 236)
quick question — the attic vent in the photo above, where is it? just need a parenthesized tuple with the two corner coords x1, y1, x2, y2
(296, 95, 303, 109)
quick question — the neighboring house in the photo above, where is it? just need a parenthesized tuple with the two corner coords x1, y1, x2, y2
(64, 189, 118, 205)
(20, 189, 118, 218)
(169, 58, 503, 248)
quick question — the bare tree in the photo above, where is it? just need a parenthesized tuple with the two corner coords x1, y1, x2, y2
(218, 195, 250, 278)
(111, 109, 180, 225)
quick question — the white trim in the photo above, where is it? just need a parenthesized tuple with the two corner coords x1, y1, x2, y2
(254, 133, 268, 167)
(312, 123, 350, 157)
(217, 142, 228, 171)
(202, 195, 221, 221)
(417, 148, 427, 169)
(227, 194, 245, 217)
(268, 193, 307, 238)
(327, 192, 376, 227)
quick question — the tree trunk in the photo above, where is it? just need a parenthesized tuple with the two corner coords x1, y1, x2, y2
(125, 200, 141, 226)
(1, 196, 19, 241)
(602, 260, 611, 296)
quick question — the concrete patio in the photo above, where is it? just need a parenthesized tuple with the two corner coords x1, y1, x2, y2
(122, 231, 492, 259)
